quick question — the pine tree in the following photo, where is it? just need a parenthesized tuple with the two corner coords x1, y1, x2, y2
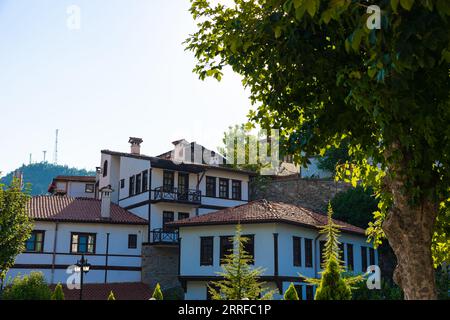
(283, 283, 299, 300)
(51, 283, 65, 300)
(304, 203, 363, 300)
(151, 283, 163, 300)
(107, 291, 116, 300)
(208, 224, 274, 300)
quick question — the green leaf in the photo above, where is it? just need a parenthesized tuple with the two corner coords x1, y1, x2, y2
(400, 0, 414, 11)
(274, 26, 282, 39)
(293, 0, 303, 9)
(305, 0, 317, 17)
(391, 0, 399, 12)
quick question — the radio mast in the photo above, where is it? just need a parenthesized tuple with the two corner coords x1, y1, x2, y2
(53, 129, 59, 164)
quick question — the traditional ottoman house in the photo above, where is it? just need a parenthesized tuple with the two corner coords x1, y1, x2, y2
(6, 189, 147, 286)
(47, 175, 97, 198)
(96, 137, 255, 289)
(170, 200, 377, 300)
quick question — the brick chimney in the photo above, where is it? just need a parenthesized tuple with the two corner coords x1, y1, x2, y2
(100, 186, 113, 219)
(129, 137, 143, 155)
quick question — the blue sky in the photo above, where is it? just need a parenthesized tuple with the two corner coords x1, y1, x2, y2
(0, 0, 252, 175)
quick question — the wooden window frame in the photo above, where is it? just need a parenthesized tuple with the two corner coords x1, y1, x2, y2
(85, 183, 95, 193)
(142, 170, 148, 192)
(293, 236, 302, 267)
(219, 235, 233, 265)
(25, 230, 45, 253)
(205, 176, 216, 197)
(135, 173, 142, 194)
(163, 170, 175, 191)
(120, 179, 125, 189)
(304, 238, 313, 268)
(162, 211, 175, 232)
(219, 178, 229, 199)
(129, 175, 135, 197)
(178, 212, 189, 220)
(361, 246, 368, 272)
(200, 237, 214, 266)
(347, 243, 354, 271)
(70, 232, 96, 254)
(128, 234, 137, 249)
(231, 180, 242, 200)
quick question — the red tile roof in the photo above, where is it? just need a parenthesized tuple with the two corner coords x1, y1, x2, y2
(27, 196, 147, 225)
(169, 199, 365, 235)
(49, 282, 152, 300)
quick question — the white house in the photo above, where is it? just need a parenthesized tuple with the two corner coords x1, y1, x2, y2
(6, 191, 147, 286)
(47, 175, 97, 198)
(170, 199, 377, 300)
(97, 137, 255, 245)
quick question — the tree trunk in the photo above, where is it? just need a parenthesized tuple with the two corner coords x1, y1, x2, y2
(382, 178, 438, 299)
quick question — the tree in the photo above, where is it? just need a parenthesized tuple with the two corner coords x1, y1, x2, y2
(186, 0, 450, 299)
(317, 143, 350, 175)
(283, 283, 299, 300)
(1, 272, 51, 300)
(51, 283, 65, 300)
(151, 283, 163, 300)
(304, 204, 363, 300)
(107, 291, 116, 300)
(0, 178, 33, 288)
(208, 224, 273, 300)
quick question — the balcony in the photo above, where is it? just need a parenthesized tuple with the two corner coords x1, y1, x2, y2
(151, 228, 179, 244)
(153, 186, 201, 205)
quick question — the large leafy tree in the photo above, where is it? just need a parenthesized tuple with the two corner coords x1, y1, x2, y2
(0, 178, 33, 288)
(186, 0, 450, 299)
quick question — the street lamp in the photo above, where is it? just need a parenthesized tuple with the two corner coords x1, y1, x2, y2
(74, 254, 91, 300)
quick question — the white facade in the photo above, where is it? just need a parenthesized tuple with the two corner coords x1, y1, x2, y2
(7, 221, 146, 285)
(178, 223, 377, 300)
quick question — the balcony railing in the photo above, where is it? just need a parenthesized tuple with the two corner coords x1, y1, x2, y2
(153, 186, 201, 204)
(151, 228, 179, 244)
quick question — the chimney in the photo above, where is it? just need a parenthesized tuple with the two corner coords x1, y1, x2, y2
(100, 186, 113, 219)
(129, 137, 143, 155)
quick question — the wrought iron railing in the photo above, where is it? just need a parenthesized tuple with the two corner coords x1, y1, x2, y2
(153, 186, 201, 204)
(151, 228, 179, 244)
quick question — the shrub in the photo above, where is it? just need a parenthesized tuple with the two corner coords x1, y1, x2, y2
(352, 279, 403, 300)
(283, 283, 299, 300)
(2, 272, 51, 300)
(107, 291, 116, 300)
(51, 283, 65, 300)
(152, 283, 163, 300)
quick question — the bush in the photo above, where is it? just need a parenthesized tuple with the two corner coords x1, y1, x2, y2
(162, 286, 184, 300)
(107, 291, 116, 300)
(283, 283, 299, 300)
(51, 283, 65, 300)
(352, 279, 403, 300)
(152, 283, 163, 300)
(2, 272, 51, 300)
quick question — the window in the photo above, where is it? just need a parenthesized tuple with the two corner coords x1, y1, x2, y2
(220, 235, 233, 264)
(206, 176, 216, 197)
(369, 247, 375, 265)
(219, 178, 229, 198)
(135, 173, 141, 194)
(178, 173, 189, 192)
(162, 211, 174, 231)
(347, 244, 354, 271)
(25, 230, 45, 252)
(293, 236, 302, 267)
(163, 171, 174, 191)
(231, 180, 242, 200)
(103, 160, 108, 177)
(178, 212, 189, 220)
(71, 233, 96, 254)
(243, 234, 254, 264)
(319, 240, 326, 266)
(128, 234, 137, 249)
(305, 286, 314, 300)
(129, 175, 135, 196)
(305, 238, 313, 268)
(200, 237, 214, 266)
(361, 246, 368, 272)
(120, 179, 125, 189)
(142, 170, 148, 192)
(294, 285, 303, 300)
(85, 184, 94, 193)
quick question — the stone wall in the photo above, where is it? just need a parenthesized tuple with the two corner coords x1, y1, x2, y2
(141, 245, 181, 291)
(250, 176, 350, 213)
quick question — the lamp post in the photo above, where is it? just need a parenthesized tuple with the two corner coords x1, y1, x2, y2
(74, 254, 91, 300)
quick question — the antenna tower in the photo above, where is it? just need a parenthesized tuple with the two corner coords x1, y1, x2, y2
(53, 129, 59, 164)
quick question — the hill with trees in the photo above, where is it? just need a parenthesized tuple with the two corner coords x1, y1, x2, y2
(0, 163, 95, 196)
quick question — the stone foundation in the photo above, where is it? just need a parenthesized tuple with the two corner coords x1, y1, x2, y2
(141, 245, 181, 291)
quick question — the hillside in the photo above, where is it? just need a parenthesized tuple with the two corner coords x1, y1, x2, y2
(0, 163, 95, 195)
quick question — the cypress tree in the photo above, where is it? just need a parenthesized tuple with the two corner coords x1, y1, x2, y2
(152, 283, 163, 300)
(283, 283, 299, 300)
(51, 283, 65, 300)
(107, 291, 116, 300)
(208, 224, 274, 300)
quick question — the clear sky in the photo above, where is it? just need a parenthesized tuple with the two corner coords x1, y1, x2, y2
(0, 0, 253, 176)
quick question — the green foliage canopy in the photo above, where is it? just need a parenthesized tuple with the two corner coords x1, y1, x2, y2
(51, 283, 65, 300)
(2, 272, 51, 300)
